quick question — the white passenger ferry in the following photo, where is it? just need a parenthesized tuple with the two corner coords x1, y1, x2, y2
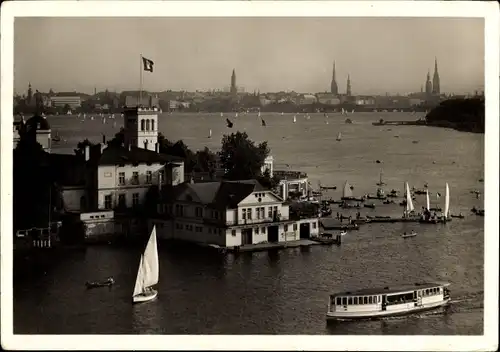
(326, 282, 451, 320)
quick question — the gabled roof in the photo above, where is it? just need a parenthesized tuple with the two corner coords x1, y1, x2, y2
(161, 179, 271, 209)
(96, 145, 184, 166)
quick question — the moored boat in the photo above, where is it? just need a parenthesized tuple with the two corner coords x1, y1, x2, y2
(326, 282, 451, 320)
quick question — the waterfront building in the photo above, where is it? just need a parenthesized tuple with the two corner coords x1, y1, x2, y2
(317, 93, 341, 105)
(330, 61, 339, 95)
(299, 94, 318, 105)
(274, 170, 309, 199)
(49, 95, 82, 109)
(150, 179, 319, 247)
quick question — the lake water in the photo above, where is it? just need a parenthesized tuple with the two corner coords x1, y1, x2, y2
(14, 112, 484, 334)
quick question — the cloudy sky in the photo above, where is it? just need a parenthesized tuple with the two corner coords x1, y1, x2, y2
(14, 17, 484, 95)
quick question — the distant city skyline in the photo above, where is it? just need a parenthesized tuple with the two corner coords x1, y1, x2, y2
(14, 17, 484, 95)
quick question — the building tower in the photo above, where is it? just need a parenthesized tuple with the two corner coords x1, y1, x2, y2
(122, 103, 159, 152)
(425, 71, 432, 96)
(27, 82, 33, 105)
(432, 57, 440, 95)
(330, 61, 339, 95)
(346, 74, 351, 96)
(230, 69, 237, 95)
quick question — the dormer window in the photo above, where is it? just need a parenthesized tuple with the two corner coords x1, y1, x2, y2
(132, 163, 139, 167)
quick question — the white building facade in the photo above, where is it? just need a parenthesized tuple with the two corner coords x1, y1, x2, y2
(149, 180, 319, 248)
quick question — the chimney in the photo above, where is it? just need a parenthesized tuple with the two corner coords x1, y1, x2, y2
(155, 142, 159, 153)
(84, 145, 90, 161)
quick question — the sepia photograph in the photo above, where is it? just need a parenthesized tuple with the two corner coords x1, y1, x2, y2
(1, 1, 498, 350)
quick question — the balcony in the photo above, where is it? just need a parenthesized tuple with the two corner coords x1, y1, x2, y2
(204, 215, 292, 227)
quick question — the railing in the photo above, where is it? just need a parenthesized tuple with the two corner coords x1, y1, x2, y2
(226, 216, 290, 226)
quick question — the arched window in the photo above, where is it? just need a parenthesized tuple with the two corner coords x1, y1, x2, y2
(146, 119, 150, 131)
(140, 119, 145, 131)
(151, 120, 155, 131)
(144, 140, 148, 149)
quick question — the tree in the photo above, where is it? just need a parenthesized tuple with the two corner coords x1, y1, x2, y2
(219, 131, 270, 180)
(195, 147, 218, 178)
(257, 168, 281, 192)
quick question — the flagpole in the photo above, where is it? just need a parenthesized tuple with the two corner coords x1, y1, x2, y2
(139, 54, 143, 106)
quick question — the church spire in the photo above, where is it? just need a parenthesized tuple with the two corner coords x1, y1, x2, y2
(432, 57, 440, 95)
(425, 70, 432, 95)
(230, 69, 237, 95)
(346, 74, 351, 96)
(330, 61, 338, 95)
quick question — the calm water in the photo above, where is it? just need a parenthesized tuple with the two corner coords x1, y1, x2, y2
(14, 112, 484, 334)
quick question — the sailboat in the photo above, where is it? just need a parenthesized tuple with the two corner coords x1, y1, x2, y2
(376, 170, 386, 186)
(443, 183, 451, 221)
(293, 115, 297, 123)
(426, 189, 431, 211)
(132, 226, 159, 304)
(404, 182, 415, 217)
(208, 129, 212, 138)
(336, 132, 342, 141)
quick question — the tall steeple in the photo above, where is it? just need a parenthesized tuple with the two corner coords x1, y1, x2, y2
(27, 82, 33, 104)
(346, 74, 351, 96)
(425, 70, 432, 95)
(432, 57, 440, 95)
(330, 61, 338, 95)
(230, 69, 237, 95)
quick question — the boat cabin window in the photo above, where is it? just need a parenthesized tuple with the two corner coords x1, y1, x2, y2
(368, 296, 372, 304)
(387, 292, 414, 304)
(342, 297, 347, 305)
(354, 297, 358, 305)
(348, 297, 353, 305)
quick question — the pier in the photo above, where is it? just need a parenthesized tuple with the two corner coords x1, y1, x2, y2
(372, 119, 427, 126)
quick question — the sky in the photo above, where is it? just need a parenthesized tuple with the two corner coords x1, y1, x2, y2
(14, 17, 484, 95)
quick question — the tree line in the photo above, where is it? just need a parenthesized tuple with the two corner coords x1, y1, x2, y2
(425, 97, 485, 133)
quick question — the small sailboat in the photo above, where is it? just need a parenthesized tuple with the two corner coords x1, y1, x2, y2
(235, 112, 238, 118)
(258, 111, 261, 118)
(208, 129, 212, 138)
(293, 115, 297, 123)
(426, 189, 431, 211)
(132, 226, 159, 304)
(220, 112, 224, 117)
(261, 119, 266, 127)
(443, 183, 450, 221)
(226, 118, 233, 128)
(281, 112, 284, 116)
(376, 170, 386, 186)
(404, 182, 415, 217)
(336, 132, 342, 141)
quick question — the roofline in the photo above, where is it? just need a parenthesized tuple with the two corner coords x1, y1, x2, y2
(331, 282, 450, 297)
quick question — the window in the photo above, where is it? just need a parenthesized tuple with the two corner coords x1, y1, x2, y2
(118, 163, 125, 167)
(256, 207, 261, 219)
(348, 297, 353, 305)
(231, 230, 236, 236)
(255, 227, 259, 234)
(196, 207, 203, 217)
(158, 170, 165, 184)
(368, 297, 372, 304)
(80, 196, 86, 210)
(132, 172, 139, 185)
(268, 207, 273, 218)
(342, 297, 347, 305)
(119, 172, 125, 185)
(141, 119, 145, 131)
(284, 224, 288, 232)
(118, 194, 126, 208)
(247, 208, 252, 220)
(146, 171, 152, 184)
(132, 193, 139, 207)
(261, 227, 266, 234)
(354, 297, 358, 305)
(195, 226, 202, 233)
(312, 222, 317, 229)
(104, 194, 112, 209)
(293, 224, 298, 231)
(146, 119, 150, 131)
(364, 297, 368, 304)
(151, 120, 155, 131)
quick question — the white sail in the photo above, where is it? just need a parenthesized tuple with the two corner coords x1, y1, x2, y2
(209, 129, 212, 138)
(220, 112, 223, 117)
(258, 112, 261, 117)
(337, 132, 342, 141)
(444, 183, 450, 218)
(406, 182, 415, 212)
(343, 181, 353, 198)
(132, 226, 159, 298)
(293, 115, 296, 123)
(426, 189, 430, 210)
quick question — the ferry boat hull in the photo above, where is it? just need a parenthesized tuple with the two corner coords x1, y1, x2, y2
(326, 298, 450, 320)
(133, 289, 158, 303)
